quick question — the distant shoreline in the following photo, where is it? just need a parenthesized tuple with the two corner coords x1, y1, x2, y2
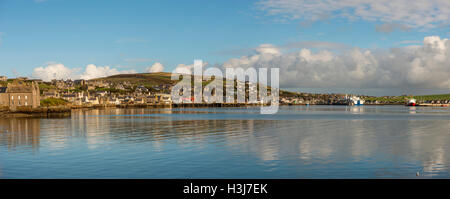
(2, 103, 449, 118)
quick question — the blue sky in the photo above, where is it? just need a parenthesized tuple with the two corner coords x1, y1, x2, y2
(1, 0, 303, 75)
(1, 0, 449, 95)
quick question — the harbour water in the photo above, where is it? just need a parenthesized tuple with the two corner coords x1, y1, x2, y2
(0, 105, 449, 178)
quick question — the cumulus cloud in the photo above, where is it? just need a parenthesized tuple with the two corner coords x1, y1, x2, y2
(145, 62, 164, 73)
(255, 44, 282, 55)
(282, 41, 350, 50)
(32, 63, 136, 81)
(173, 64, 194, 74)
(79, 64, 136, 80)
(217, 41, 349, 57)
(222, 36, 450, 90)
(256, 0, 450, 29)
(32, 63, 80, 81)
(173, 62, 208, 74)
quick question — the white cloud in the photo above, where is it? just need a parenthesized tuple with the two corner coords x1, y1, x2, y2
(255, 44, 282, 55)
(173, 64, 194, 74)
(222, 36, 450, 89)
(79, 64, 136, 80)
(282, 41, 349, 50)
(32, 63, 136, 81)
(256, 0, 450, 29)
(32, 63, 79, 81)
(145, 62, 164, 73)
(173, 62, 208, 74)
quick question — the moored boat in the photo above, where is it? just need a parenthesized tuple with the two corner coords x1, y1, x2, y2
(406, 98, 417, 106)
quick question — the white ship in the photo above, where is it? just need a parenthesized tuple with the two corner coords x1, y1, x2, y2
(348, 95, 364, 106)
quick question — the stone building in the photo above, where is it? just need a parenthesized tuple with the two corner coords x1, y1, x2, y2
(0, 81, 40, 110)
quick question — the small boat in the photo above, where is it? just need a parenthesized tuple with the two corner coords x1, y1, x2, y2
(406, 99, 417, 106)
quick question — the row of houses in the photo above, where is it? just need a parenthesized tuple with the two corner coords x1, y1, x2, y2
(0, 76, 349, 108)
(0, 76, 176, 109)
(57, 92, 173, 106)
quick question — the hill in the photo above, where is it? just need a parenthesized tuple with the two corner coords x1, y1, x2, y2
(414, 94, 450, 101)
(364, 93, 450, 103)
(94, 72, 176, 87)
(94, 72, 301, 97)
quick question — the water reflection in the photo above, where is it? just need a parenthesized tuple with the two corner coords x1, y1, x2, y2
(409, 107, 417, 114)
(0, 106, 449, 178)
(348, 106, 365, 114)
(0, 118, 40, 150)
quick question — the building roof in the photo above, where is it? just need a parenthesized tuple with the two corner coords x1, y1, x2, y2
(3, 81, 38, 93)
(6, 85, 33, 93)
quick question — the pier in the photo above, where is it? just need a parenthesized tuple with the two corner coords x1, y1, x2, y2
(417, 103, 450, 107)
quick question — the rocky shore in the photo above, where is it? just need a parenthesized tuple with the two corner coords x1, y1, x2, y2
(0, 106, 72, 118)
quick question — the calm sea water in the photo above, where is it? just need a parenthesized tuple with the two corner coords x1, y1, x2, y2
(0, 105, 449, 179)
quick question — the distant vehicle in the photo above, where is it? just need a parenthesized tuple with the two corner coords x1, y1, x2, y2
(406, 98, 417, 106)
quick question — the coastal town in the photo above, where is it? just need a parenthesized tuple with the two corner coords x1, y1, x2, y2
(1, 73, 450, 116)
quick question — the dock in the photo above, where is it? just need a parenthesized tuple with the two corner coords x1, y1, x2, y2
(417, 103, 450, 107)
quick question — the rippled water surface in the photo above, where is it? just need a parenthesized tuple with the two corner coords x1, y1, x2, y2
(1, 106, 449, 178)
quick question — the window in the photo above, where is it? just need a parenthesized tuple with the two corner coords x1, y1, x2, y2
(11, 96, 14, 100)
(18, 96, 21, 100)
(25, 96, 28, 100)
(25, 102, 28, 106)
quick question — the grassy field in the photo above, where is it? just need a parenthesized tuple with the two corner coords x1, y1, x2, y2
(364, 94, 450, 103)
(363, 96, 406, 103)
(40, 98, 69, 107)
(38, 83, 58, 92)
(414, 94, 450, 101)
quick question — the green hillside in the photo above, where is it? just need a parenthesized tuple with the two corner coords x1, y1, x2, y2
(94, 72, 176, 87)
(414, 94, 450, 101)
(94, 72, 299, 97)
(364, 94, 450, 103)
